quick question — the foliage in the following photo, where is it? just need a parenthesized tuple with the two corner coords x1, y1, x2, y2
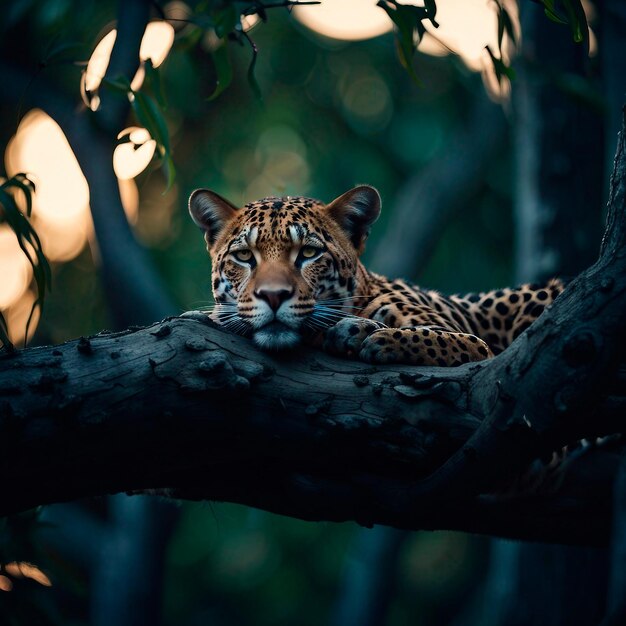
(378, 0, 588, 86)
(0, 175, 49, 351)
(0, 510, 59, 626)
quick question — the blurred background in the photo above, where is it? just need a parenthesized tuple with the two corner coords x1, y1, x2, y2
(0, 0, 620, 624)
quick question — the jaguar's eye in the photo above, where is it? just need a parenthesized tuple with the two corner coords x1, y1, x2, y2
(300, 245, 321, 259)
(233, 249, 253, 263)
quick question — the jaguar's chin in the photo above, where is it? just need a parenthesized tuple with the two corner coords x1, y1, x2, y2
(253, 322, 301, 351)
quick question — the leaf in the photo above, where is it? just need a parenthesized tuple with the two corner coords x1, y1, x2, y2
(131, 91, 170, 155)
(130, 91, 177, 190)
(214, 4, 239, 38)
(485, 45, 516, 83)
(561, 0, 589, 51)
(2, 173, 36, 217)
(162, 155, 177, 192)
(377, 0, 427, 86)
(143, 59, 167, 110)
(0, 311, 12, 351)
(207, 41, 233, 101)
(500, 6, 517, 46)
(0, 176, 50, 347)
(41, 40, 83, 66)
(246, 37, 262, 100)
(102, 75, 132, 94)
(423, 0, 439, 28)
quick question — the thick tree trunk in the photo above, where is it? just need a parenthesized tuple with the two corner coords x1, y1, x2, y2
(484, 3, 611, 623)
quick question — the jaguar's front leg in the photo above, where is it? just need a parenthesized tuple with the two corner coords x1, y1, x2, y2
(359, 326, 492, 366)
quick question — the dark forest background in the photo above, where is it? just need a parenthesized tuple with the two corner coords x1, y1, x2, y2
(0, 0, 622, 624)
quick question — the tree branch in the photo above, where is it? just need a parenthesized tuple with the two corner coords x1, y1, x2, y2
(0, 89, 625, 550)
(0, 302, 623, 546)
(0, 111, 625, 544)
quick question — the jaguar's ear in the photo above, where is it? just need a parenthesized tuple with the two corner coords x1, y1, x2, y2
(189, 189, 239, 246)
(326, 185, 381, 252)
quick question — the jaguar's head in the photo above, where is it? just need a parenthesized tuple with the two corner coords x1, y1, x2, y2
(189, 185, 380, 350)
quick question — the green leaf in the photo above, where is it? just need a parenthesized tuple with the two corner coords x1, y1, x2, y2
(130, 90, 177, 189)
(131, 91, 171, 155)
(214, 4, 239, 38)
(561, 0, 589, 50)
(500, 6, 517, 46)
(42, 40, 83, 66)
(423, 0, 439, 28)
(377, 0, 426, 86)
(163, 155, 177, 192)
(0, 175, 50, 347)
(143, 59, 167, 110)
(2, 173, 36, 217)
(207, 41, 233, 101)
(0, 311, 12, 351)
(102, 75, 132, 94)
(543, 7, 567, 24)
(485, 45, 515, 82)
(246, 37, 262, 100)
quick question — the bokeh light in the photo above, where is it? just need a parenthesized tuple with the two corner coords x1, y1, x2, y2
(418, 0, 519, 71)
(139, 21, 175, 68)
(82, 20, 175, 103)
(293, 0, 520, 100)
(83, 29, 117, 94)
(4, 562, 52, 587)
(114, 127, 157, 179)
(244, 126, 310, 198)
(0, 225, 33, 309)
(293, 0, 392, 41)
(118, 177, 140, 224)
(339, 71, 393, 133)
(5, 109, 90, 261)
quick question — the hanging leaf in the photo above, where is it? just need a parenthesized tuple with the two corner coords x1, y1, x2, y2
(101, 75, 132, 94)
(536, 0, 589, 47)
(143, 59, 167, 110)
(485, 45, 516, 83)
(423, 0, 439, 28)
(207, 41, 233, 101)
(377, 0, 429, 86)
(0, 312, 11, 352)
(243, 32, 263, 100)
(214, 4, 239, 38)
(561, 0, 589, 51)
(130, 90, 176, 191)
(500, 5, 517, 46)
(41, 40, 84, 67)
(0, 175, 49, 350)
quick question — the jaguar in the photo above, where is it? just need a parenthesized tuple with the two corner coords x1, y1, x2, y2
(189, 185, 563, 366)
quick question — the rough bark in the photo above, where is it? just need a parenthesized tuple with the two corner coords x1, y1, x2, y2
(0, 247, 624, 545)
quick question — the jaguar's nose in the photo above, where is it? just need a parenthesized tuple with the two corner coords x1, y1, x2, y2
(254, 287, 294, 312)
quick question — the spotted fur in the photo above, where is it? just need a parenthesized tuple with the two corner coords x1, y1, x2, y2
(189, 186, 564, 365)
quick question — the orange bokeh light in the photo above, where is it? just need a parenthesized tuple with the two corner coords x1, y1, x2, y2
(0, 226, 32, 309)
(83, 21, 175, 99)
(5, 109, 90, 262)
(293, 0, 392, 41)
(114, 127, 157, 179)
(5, 562, 52, 587)
(293, 0, 520, 100)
